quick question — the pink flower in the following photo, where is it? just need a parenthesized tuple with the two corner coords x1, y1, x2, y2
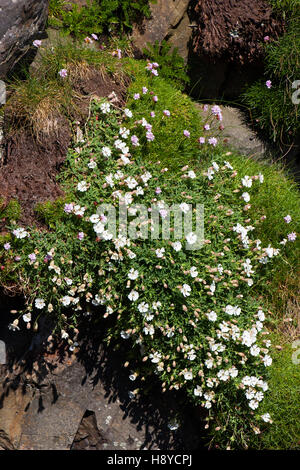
(91, 34, 98, 40)
(153, 95, 158, 103)
(131, 135, 139, 146)
(266, 80, 272, 89)
(198, 137, 205, 144)
(134, 93, 140, 100)
(264, 36, 270, 42)
(146, 131, 155, 141)
(155, 187, 162, 194)
(287, 232, 297, 242)
(284, 215, 292, 223)
(150, 111, 155, 118)
(58, 69, 68, 78)
(159, 209, 168, 218)
(146, 63, 153, 70)
(64, 203, 73, 213)
(84, 37, 93, 44)
(204, 124, 210, 131)
(33, 40, 42, 48)
(78, 232, 85, 240)
(163, 110, 170, 117)
(183, 130, 190, 138)
(28, 253, 36, 261)
(142, 87, 148, 94)
(152, 62, 159, 68)
(4, 243, 11, 251)
(151, 69, 159, 76)
(208, 137, 218, 146)
(117, 49, 122, 59)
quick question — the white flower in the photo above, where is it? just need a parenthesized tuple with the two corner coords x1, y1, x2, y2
(258, 173, 264, 183)
(172, 241, 182, 252)
(149, 351, 161, 363)
(23, 313, 31, 323)
(105, 173, 115, 187)
(250, 345, 260, 356)
(225, 305, 241, 316)
(263, 355, 272, 367)
(261, 413, 272, 423)
(35, 298, 45, 309)
(190, 266, 198, 278)
(242, 175, 252, 188)
(13, 228, 29, 239)
(102, 146, 112, 157)
(124, 108, 133, 118)
(257, 309, 265, 322)
(143, 325, 155, 335)
(249, 400, 259, 410)
(217, 264, 223, 275)
(125, 176, 138, 189)
(121, 331, 130, 339)
(242, 192, 250, 202)
(181, 284, 191, 297)
(120, 127, 130, 139)
(204, 401, 212, 409)
(155, 248, 165, 258)
(243, 258, 254, 277)
(209, 281, 216, 294)
(93, 222, 105, 234)
(212, 161, 219, 172)
(205, 358, 214, 369)
(179, 202, 190, 213)
(217, 369, 230, 381)
(61, 330, 69, 339)
(87, 160, 97, 169)
(168, 421, 179, 431)
(128, 290, 139, 301)
(90, 214, 100, 224)
(229, 367, 238, 378)
(183, 371, 193, 380)
(138, 302, 149, 313)
(224, 161, 233, 170)
(194, 385, 203, 397)
(77, 181, 88, 192)
(185, 232, 197, 245)
(207, 311, 217, 321)
(207, 168, 214, 180)
(100, 102, 111, 114)
(61, 296, 71, 307)
(188, 170, 196, 179)
(128, 268, 139, 280)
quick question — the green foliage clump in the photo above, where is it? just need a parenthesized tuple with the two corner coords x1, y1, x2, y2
(0, 199, 21, 222)
(142, 40, 190, 91)
(1, 59, 299, 450)
(242, 16, 300, 144)
(49, 0, 155, 37)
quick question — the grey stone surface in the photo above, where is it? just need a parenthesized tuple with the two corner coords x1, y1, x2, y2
(132, 0, 190, 54)
(0, 0, 49, 79)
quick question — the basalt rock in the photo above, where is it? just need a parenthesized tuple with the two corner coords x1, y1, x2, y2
(0, 0, 49, 79)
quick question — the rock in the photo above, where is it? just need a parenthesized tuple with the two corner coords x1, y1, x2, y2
(132, 0, 190, 55)
(0, 0, 49, 79)
(0, 343, 202, 450)
(195, 103, 267, 158)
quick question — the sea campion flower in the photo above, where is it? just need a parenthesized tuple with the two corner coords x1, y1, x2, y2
(266, 80, 272, 89)
(35, 298, 45, 309)
(284, 215, 292, 223)
(208, 137, 218, 146)
(183, 130, 190, 138)
(287, 232, 297, 242)
(134, 93, 140, 100)
(198, 137, 205, 144)
(58, 69, 68, 78)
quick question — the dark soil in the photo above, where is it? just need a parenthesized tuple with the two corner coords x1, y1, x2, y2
(192, 0, 284, 64)
(0, 69, 127, 228)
